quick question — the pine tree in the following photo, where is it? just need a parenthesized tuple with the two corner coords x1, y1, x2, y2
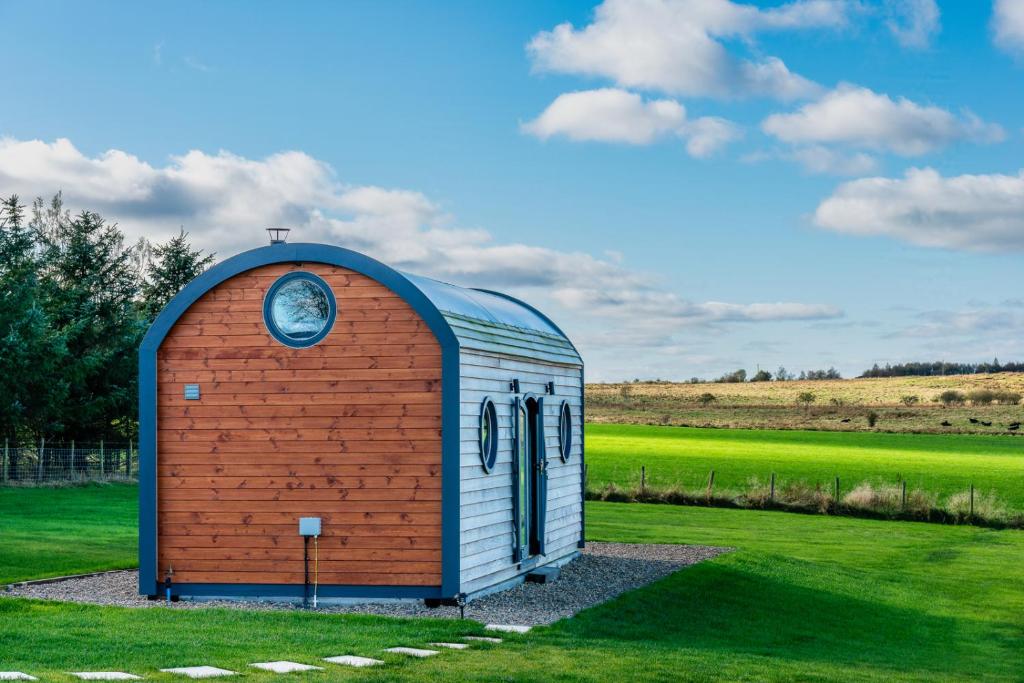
(33, 195, 145, 442)
(141, 229, 215, 320)
(0, 195, 68, 455)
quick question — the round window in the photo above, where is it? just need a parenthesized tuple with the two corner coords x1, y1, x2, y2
(558, 400, 572, 462)
(263, 272, 336, 348)
(479, 397, 498, 473)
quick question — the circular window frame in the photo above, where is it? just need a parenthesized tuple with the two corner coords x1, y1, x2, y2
(558, 400, 572, 462)
(262, 270, 337, 348)
(479, 397, 499, 473)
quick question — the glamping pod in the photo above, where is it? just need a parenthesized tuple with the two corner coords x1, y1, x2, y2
(138, 242, 584, 602)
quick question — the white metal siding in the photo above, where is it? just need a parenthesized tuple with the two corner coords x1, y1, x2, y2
(458, 349, 583, 595)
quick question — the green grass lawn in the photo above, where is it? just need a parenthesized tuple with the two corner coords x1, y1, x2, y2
(1, 486, 1022, 681)
(0, 483, 137, 584)
(587, 423, 1024, 508)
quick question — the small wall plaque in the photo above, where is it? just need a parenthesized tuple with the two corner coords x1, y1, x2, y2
(183, 384, 201, 400)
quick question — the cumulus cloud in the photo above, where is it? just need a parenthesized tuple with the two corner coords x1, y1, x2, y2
(787, 145, 878, 175)
(762, 84, 1004, 155)
(0, 136, 840, 349)
(813, 167, 1024, 251)
(527, 0, 852, 100)
(884, 0, 940, 49)
(522, 88, 740, 156)
(993, 0, 1024, 54)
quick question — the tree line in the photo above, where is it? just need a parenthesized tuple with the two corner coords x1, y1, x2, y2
(0, 193, 214, 446)
(860, 359, 1024, 378)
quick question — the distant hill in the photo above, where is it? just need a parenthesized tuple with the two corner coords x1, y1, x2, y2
(587, 373, 1024, 434)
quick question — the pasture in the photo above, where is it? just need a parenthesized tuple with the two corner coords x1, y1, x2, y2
(1, 491, 1022, 681)
(588, 373, 1024, 434)
(586, 423, 1024, 509)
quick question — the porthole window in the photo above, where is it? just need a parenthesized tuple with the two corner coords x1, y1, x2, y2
(558, 400, 572, 462)
(263, 271, 336, 348)
(479, 397, 498, 473)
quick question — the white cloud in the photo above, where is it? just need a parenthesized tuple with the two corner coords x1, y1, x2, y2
(522, 88, 740, 156)
(813, 167, 1024, 251)
(884, 0, 940, 49)
(787, 145, 878, 175)
(0, 137, 840, 352)
(522, 88, 685, 144)
(762, 84, 1004, 155)
(527, 0, 852, 100)
(993, 0, 1024, 54)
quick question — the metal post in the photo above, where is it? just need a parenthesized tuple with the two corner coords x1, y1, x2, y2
(37, 437, 45, 481)
(127, 439, 133, 478)
(100, 439, 105, 477)
(901, 481, 907, 509)
(707, 469, 715, 500)
(2, 438, 7, 483)
(834, 476, 840, 502)
(770, 472, 775, 503)
(641, 466, 646, 493)
(969, 484, 974, 520)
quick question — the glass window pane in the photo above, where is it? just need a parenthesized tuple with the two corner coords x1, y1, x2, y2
(271, 279, 331, 340)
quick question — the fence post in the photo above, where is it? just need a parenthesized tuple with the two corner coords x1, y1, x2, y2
(641, 465, 646, 493)
(901, 481, 907, 510)
(834, 476, 840, 502)
(2, 438, 7, 483)
(37, 437, 45, 482)
(969, 483, 974, 521)
(706, 469, 715, 501)
(770, 472, 775, 503)
(128, 439, 134, 478)
(100, 439, 105, 477)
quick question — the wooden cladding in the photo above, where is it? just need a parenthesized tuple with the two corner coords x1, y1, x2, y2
(156, 262, 443, 587)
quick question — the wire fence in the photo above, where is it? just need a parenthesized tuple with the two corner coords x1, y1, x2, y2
(0, 440, 138, 484)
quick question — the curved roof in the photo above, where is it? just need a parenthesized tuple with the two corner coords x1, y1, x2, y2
(142, 242, 581, 366)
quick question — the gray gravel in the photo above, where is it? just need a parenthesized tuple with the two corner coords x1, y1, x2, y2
(3, 542, 727, 626)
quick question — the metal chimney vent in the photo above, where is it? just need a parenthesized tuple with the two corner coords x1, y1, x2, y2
(267, 227, 291, 245)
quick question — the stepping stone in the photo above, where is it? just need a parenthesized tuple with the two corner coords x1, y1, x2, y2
(0, 674, 37, 681)
(159, 667, 236, 679)
(463, 636, 502, 644)
(429, 642, 469, 650)
(249, 662, 323, 674)
(71, 675, 141, 681)
(323, 656, 384, 668)
(485, 624, 531, 634)
(383, 647, 439, 658)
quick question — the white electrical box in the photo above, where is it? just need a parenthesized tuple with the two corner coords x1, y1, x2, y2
(298, 517, 321, 536)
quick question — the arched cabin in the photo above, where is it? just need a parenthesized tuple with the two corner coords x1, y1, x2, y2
(138, 242, 584, 602)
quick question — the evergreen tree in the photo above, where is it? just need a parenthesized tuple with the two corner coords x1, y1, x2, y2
(0, 196, 68, 451)
(141, 229, 214, 320)
(33, 195, 145, 442)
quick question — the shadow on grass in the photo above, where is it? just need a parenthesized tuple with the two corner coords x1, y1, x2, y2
(546, 556, 1018, 680)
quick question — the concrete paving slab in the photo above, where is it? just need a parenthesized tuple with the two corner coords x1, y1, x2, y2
(159, 666, 236, 679)
(383, 647, 438, 658)
(322, 656, 384, 668)
(484, 624, 531, 634)
(71, 674, 142, 681)
(462, 636, 502, 643)
(0, 674, 37, 681)
(429, 643, 469, 650)
(249, 662, 322, 674)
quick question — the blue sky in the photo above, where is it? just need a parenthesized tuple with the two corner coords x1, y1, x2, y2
(1, 0, 1023, 381)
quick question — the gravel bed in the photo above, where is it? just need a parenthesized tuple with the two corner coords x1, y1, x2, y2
(3, 542, 728, 626)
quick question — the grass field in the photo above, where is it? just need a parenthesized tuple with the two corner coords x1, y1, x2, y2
(588, 373, 1024, 434)
(1, 495, 1022, 681)
(586, 423, 1024, 509)
(0, 483, 137, 584)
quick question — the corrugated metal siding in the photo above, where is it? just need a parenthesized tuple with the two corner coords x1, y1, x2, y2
(442, 312, 581, 366)
(457, 349, 583, 595)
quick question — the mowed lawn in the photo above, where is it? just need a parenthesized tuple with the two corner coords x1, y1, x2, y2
(587, 423, 1024, 507)
(0, 483, 137, 584)
(1, 486, 1022, 680)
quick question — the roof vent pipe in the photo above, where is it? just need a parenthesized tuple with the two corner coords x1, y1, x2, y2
(267, 227, 291, 245)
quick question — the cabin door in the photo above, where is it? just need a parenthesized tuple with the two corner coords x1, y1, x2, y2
(513, 396, 548, 562)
